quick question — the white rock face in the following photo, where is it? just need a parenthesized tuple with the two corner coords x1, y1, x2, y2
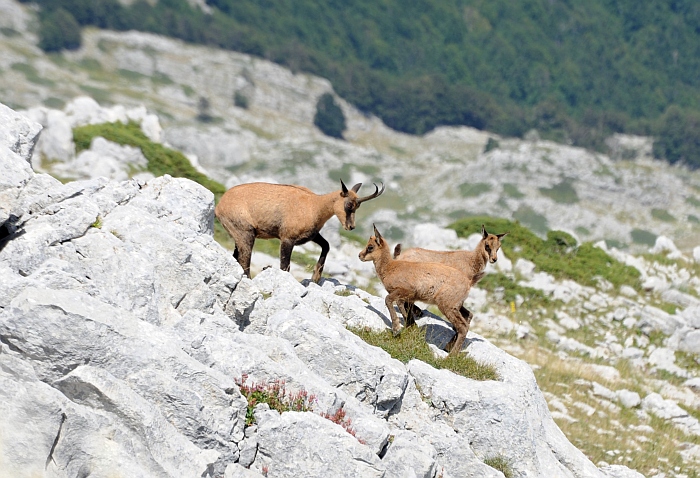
(0, 103, 644, 478)
(53, 136, 149, 181)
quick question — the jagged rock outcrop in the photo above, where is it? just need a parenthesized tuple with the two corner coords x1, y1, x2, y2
(0, 103, 646, 477)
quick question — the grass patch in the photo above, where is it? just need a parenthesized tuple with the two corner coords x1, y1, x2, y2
(73, 121, 225, 195)
(651, 208, 676, 222)
(478, 273, 554, 309)
(512, 205, 548, 235)
(483, 455, 514, 478)
(339, 228, 367, 245)
(630, 228, 657, 246)
(349, 326, 498, 381)
(0, 27, 20, 37)
(539, 179, 579, 204)
(118, 68, 149, 82)
(11, 62, 55, 86)
(517, 346, 700, 478)
(90, 216, 103, 229)
(458, 182, 491, 198)
(687, 196, 700, 207)
(44, 97, 65, 109)
(450, 217, 641, 290)
(78, 85, 112, 104)
(503, 183, 524, 199)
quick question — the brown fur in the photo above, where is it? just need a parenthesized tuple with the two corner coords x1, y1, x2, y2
(393, 225, 507, 323)
(359, 225, 474, 356)
(215, 180, 384, 282)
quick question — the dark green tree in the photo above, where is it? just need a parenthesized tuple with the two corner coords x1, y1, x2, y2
(653, 106, 700, 169)
(38, 8, 81, 52)
(314, 93, 346, 139)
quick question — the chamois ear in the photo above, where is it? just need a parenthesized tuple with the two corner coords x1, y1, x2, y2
(393, 244, 402, 258)
(340, 179, 349, 197)
(373, 224, 384, 245)
(351, 183, 362, 193)
(497, 232, 509, 239)
(482, 224, 488, 239)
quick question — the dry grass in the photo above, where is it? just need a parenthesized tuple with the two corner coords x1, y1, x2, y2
(515, 346, 700, 477)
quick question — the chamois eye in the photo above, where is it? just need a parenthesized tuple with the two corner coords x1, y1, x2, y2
(485, 245, 491, 253)
(367, 245, 374, 252)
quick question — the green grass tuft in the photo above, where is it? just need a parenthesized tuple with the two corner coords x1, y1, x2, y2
(483, 455, 514, 478)
(73, 121, 226, 195)
(349, 326, 498, 381)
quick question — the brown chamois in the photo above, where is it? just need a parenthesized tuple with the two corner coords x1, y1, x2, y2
(359, 224, 474, 356)
(393, 225, 508, 325)
(215, 180, 384, 282)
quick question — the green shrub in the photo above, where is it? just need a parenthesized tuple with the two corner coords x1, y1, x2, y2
(449, 216, 641, 290)
(630, 228, 657, 246)
(314, 93, 346, 139)
(483, 137, 500, 153)
(234, 90, 250, 109)
(73, 121, 226, 195)
(38, 8, 81, 52)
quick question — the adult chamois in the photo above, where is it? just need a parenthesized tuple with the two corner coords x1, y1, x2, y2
(215, 180, 384, 282)
(359, 225, 474, 355)
(393, 224, 508, 325)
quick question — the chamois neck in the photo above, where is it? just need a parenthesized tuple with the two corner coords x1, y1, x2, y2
(372, 246, 394, 278)
(470, 240, 490, 272)
(318, 190, 340, 223)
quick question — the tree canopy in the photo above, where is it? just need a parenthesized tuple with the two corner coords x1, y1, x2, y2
(25, 0, 700, 167)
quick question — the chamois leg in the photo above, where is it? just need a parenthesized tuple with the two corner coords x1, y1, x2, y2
(310, 233, 330, 283)
(234, 234, 255, 278)
(279, 239, 295, 273)
(219, 217, 254, 278)
(401, 301, 423, 327)
(443, 305, 469, 356)
(384, 293, 403, 336)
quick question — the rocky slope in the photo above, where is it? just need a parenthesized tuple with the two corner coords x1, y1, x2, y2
(2, 0, 700, 252)
(1, 102, 652, 478)
(2, 1, 700, 475)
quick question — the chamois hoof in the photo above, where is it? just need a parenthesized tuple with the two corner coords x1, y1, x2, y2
(392, 328, 402, 338)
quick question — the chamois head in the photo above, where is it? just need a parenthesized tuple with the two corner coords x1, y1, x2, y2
(359, 224, 387, 262)
(481, 224, 508, 263)
(335, 180, 385, 231)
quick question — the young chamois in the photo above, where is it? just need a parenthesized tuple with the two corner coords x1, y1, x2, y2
(393, 225, 508, 325)
(359, 225, 474, 355)
(215, 180, 384, 282)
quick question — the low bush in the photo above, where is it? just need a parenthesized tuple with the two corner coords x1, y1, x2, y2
(235, 375, 316, 426)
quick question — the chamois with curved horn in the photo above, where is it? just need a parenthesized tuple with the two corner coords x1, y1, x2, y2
(215, 180, 384, 282)
(359, 224, 474, 355)
(393, 224, 508, 325)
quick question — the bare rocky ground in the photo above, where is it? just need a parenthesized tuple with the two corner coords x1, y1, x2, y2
(1, 1, 700, 476)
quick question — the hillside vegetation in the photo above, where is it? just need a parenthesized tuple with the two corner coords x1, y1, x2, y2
(22, 0, 700, 166)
